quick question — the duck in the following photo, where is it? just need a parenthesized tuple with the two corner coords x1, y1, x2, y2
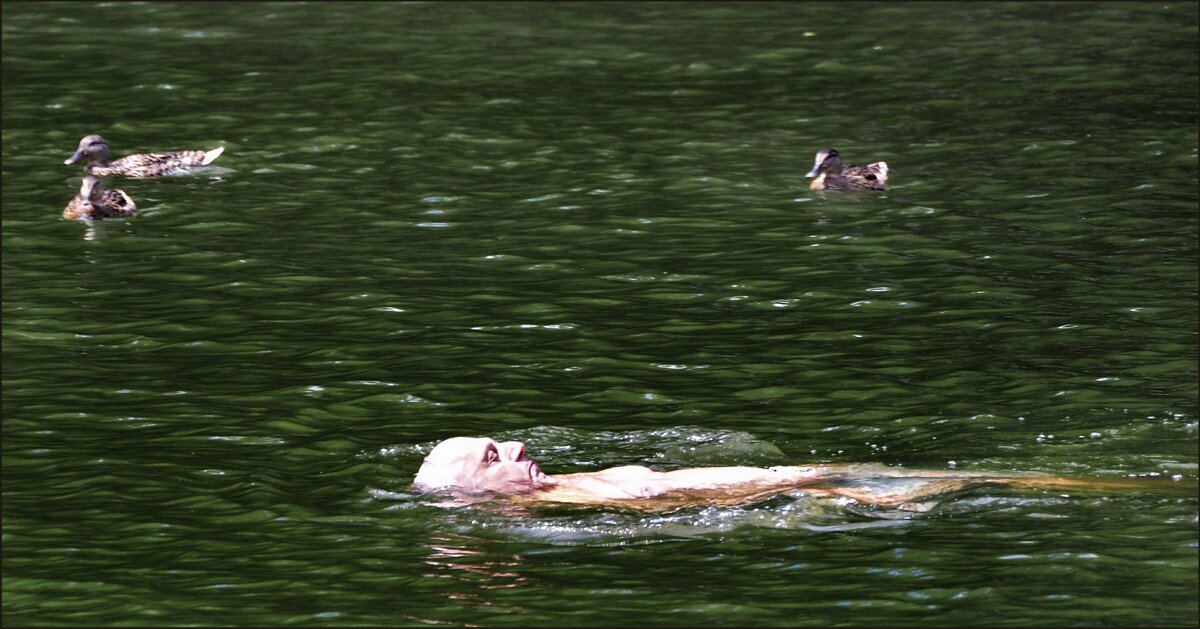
(63, 175, 137, 221)
(63, 134, 224, 178)
(805, 148, 888, 191)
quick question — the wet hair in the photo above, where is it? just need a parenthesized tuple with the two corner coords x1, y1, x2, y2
(412, 457, 466, 492)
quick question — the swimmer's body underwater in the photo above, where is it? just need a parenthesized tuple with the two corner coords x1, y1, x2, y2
(413, 436, 1157, 511)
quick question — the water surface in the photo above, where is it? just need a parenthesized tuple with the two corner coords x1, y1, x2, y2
(3, 2, 1197, 626)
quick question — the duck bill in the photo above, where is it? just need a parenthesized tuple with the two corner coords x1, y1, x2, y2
(64, 150, 85, 165)
(804, 165, 821, 178)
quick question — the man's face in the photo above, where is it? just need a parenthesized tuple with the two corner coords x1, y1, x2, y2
(414, 437, 550, 493)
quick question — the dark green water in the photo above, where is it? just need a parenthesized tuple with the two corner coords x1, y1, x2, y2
(3, 1, 1197, 626)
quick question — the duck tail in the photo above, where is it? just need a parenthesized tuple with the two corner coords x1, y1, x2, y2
(202, 146, 225, 165)
(868, 161, 889, 182)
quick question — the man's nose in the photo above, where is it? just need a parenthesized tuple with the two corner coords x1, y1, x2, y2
(499, 441, 526, 460)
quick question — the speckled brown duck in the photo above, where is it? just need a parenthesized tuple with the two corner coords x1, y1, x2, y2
(62, 175, 137, 221)
(805, 148, 889, 191)
(64, 134, 224, 178)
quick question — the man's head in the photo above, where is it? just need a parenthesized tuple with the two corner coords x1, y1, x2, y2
(413, 436, 550, 494)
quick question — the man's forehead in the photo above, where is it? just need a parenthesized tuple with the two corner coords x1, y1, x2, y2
(431, 437, 494, 459)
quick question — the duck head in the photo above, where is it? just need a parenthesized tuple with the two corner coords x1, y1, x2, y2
(805, 147, 842, 178)
(64, 135, 110, 165)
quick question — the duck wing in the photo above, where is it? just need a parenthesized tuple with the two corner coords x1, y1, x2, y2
(97, 147, 224, 178)
(842, 162, 889, 190)
(93, 188, 137, 218)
